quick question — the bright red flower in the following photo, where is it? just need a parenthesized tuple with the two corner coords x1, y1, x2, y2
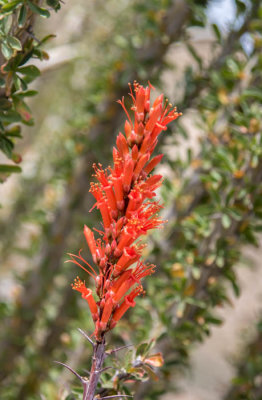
(68, 82, 181, 340)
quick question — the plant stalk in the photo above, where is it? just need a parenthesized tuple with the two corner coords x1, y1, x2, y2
(83, 338, 106, 400)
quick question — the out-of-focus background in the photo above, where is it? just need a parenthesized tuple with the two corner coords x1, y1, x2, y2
(1, 0, 262, 399)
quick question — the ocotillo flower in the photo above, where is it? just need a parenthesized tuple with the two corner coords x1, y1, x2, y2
(68, 82, 181, 341)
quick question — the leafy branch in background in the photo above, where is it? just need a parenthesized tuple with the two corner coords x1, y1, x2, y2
(224, 316, 262, 400)
(0, 0, 61, 181)
(130, 7, 262, 399)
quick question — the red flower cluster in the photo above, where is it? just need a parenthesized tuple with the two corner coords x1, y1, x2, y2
(68, 82, 181, 341)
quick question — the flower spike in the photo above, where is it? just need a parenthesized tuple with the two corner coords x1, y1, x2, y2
(68, 82, 181, 340)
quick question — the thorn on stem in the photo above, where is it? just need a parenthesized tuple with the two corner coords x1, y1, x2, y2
(53, 361, 83, 383)
(99, 366, 118, 373)
(106, 344, 133, 357)
(83, 369, 91, 376)
(26, 27, 41, 44)
(97, 396, 133, 399)
(78, 328, 95, 347)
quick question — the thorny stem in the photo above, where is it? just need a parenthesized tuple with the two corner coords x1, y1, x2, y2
(84, 337, 106, 400)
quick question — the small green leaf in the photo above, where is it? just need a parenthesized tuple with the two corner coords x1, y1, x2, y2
(38, 34, 56, 46)
(206, 316, 223, 325)
(216, 256, 224, 268)
(136, 342, 149, 357)
(46, 0, 61, 11)
(27, 1, 50, 18)
(19, 78, 28, 91)
(1, 0, 21, 12)
(15, 100, 32, 122)
(254, 224, 262, 232)
(15, 90, 38, 98)
(0, 110, 21, 123)
(6, 125, 22, 138)
(241, 89, 262, 102)
(0, 164, 22, 173)
(1, 42, 13, 59)
(0, 15, 12, 34)
(212, 23, 222, 44)
(236, 0, 247, 14)
(186, 43, 202, 69)
(222, 214, 231, 229)
(227, 208, 242, 221)
(7, 36, 22, 51)
(17, 65, 40, 83)
(0, 135, 14, 158)
(13, 74, 21, 90)
(0, 99, 12, 110)
(18, 4, 27, 27)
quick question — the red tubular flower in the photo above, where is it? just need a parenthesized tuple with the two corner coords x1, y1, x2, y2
(144, 154, 163, 175)
(111, 270, 132, 293)
(100, 297, 114, 330)
(67, 82, 181, 340)
(72, 278, 98, 321)
(114, 226, 136, 257)
(113, 275, 137, 304)
(113, 247, 139, 276)
(122, 157, 134, 192)
(84, 225, 97, 263)
(104, 185, 118, 219)
(97, 200, 112, 231)
(110, 287, 142, 328)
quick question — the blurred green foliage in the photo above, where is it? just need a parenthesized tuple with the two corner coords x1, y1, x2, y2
(0, 0, 61, 180)
(0, 0, 262, 399)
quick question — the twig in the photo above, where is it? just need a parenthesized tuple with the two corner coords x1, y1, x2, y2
(84, 338, 106, 400)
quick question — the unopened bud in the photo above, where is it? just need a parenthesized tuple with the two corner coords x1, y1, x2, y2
(114, 248, 122, 258)
(105, 243, 111, 256)
(95, 276, 102, 288)
(125, 120, 132, 139)
(136, 111, 144, 122)
(111, 239, 117, 251)
(99, 257, 106, 269)
(95, 249, 101, 263)
(104, 279, 111, 290)
(117, 200, 125, 211)
(93, 312, 99, 321)
(111, 209, 118, 219)
(137, 122, 144, 136)
(110, 320, 117, 329)
(105, 290, 114, 300)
